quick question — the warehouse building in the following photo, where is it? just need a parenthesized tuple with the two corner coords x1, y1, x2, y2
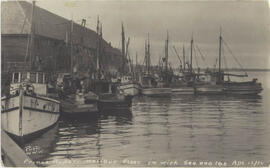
(1, 1, 122, 75)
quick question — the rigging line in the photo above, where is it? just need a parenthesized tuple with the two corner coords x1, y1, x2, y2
(195, 44, 206, 61)
(142, 53, 146, 69)
(194, 46, 199, 69)
(195, 44, 207, 68)
(171, 46, 182, 65)
(222, 38, 246, 73)
(222, 43, 229, 71)
(169, 47, 179, 64)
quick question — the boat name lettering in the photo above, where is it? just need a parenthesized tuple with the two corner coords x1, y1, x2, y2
(43, 102, 56, 112)
(30, 98, 39, 108)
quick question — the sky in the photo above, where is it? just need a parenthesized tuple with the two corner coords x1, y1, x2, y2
(25, 0, 270, 69)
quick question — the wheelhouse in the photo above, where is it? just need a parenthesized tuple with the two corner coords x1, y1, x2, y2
(10, 72, 49, 96)
(11, 72, 48, 84)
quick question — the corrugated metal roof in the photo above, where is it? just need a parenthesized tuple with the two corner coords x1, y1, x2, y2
(1, 1, 120, 55)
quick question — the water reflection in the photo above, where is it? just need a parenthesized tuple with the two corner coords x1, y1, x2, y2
(24, 124, 59, 165)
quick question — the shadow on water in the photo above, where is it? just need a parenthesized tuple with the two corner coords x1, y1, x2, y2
(23, 123, 59, 163)
(60, 112, 99, 123)
(99, 108, 133, 126)
(194, 94, 262, 101)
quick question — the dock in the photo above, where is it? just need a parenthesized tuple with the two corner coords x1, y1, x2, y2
(1, 130, 36, 167)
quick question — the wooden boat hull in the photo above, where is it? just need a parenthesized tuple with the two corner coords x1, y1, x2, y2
(60, 100, 98, 114)
(194, 82, 263, 95)
(97, 94, 132, 111)
(1, 92, 60, 142)
(142, 88, 171, 97)
(60, 91, 99, 117)
(118, 83, 141, 96)
(171, 87, 194, 95)
(223, 82, 263, 95)
(194, 85, 224, 95)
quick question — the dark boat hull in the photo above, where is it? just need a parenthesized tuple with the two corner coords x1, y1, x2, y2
(141, 87, 171, 97)
(60, 100, 98, 114)
(223, 83, 263, 95)
(97, 96, 132, 111)
(194, 81, 263, 95)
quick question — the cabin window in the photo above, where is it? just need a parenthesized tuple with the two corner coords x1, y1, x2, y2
(21, 72, 27, 82)
(38, 73, 43, 83)
(30, 73, 36, 83)
(13, 73, 19, 83)
(45, 74, 49, 83)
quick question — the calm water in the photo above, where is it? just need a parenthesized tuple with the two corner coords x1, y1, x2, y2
(25, 71, 270, 167)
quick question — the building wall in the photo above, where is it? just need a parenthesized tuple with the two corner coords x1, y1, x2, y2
(1, 34, 122, 74)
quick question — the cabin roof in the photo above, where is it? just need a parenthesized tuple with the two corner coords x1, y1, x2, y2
(13, 71, 46, 73)
(1, 1, 120, 55)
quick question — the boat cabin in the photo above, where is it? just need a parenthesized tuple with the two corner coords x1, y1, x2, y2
(121, 76, 133, 83)
(204, 71, 225, 85)
(10, 71, 49, 96)
(139, 75, 157, 88)
(91, 80, 115, 95)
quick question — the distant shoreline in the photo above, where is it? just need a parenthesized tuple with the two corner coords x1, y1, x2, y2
(190, 68, 270, 72)
(218, 69, 270, 72)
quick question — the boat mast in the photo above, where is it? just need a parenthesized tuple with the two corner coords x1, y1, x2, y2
(26, 1, 36, 70)
(96, 16, 100, 72)
(218, 27, 222, 82)
(183, 44, 185, 70)
(145, 40, 147, 73)
(190, 35, 193, 72)
(70, 18, 74, 76)
(165, 31, 169, 73)
(121, 22, 126, 75)
(135, 52, 138, 70)
(126, 37, 131, 73)
(147, 33, 151, 74)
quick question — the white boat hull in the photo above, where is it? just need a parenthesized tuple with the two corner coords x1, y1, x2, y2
(118, 83, 141, 96)
(142, 88, 171, 96)
(1, 92, 60, 139)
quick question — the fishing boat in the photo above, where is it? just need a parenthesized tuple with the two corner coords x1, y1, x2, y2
(117, 75, 141, 96)
(57, 17, 99, 117)
(170, 37, 206, 95)
(1, 2, 60, 143)
(57, 73, 99, 117)
(140, 34, 171, 97)
(60, 88, 99, 117)
(141, 74, 172, 96)
(194, 29, 263, 95)
(117, 23, 141, 97)
(88, 19, 132, 112)
(1, 71, 60, 142)
(92, 80, 132, 111)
